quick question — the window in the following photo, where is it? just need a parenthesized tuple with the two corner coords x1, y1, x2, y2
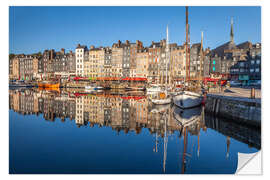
(255, 68, 260, 72)
(250, 69, 254, 72)
(256, 60, 260, 64)
(251, 60, 255, 64)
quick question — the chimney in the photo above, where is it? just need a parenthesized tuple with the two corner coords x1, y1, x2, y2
(61, 48, 65, 55)
(90, 45, 95, 49)
(126, 40, 129, 45)
(50, 49, 55, 60)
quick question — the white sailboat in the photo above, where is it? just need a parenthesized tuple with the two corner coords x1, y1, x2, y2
(172, 30, 204, 109)
(150, 90, 172, 105)
(85, 85, 104, 91)
(150, 25, 172, 105)
(173, 91, 203, 109)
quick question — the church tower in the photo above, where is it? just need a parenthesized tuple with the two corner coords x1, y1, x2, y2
(230, 18, 234, 43)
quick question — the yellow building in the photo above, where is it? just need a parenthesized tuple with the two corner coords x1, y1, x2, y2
(85, 47, 105, 78)
(33, 57, 39, 79)
(83, 95, 105, 127)
(12, 57, 20, 80)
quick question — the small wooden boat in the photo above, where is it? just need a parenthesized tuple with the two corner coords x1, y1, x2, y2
(85, 86, 104, 91)
(38, 81, 60, 88)
(85, 86, 95, 90)
(173, 91, 203, 109)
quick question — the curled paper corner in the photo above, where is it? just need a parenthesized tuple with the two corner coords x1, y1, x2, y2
(235, 151, 261, 175)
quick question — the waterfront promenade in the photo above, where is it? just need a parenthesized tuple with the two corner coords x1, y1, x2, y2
(210, 87, 261, 101)
(205, 87, 261, 127)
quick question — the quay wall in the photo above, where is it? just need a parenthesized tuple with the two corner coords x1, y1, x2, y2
(205, 94, 261, 127)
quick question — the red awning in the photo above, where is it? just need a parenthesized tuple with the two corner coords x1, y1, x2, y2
(121, 77, 147, 81)
(73, 77, 88, 81)
(73, 93, 88, 97)
(121, 96, 146, 100)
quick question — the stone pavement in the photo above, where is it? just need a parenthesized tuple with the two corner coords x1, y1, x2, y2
(210, 87, 261, 99)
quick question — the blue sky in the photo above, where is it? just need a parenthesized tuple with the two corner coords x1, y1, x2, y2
(9, 6, 261, 54)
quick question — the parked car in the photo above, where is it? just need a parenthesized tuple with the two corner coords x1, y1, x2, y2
(228, 81, 242, 87)
(249, 80, 261, 86)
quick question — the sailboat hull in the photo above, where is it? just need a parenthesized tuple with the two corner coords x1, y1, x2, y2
(173, 91, 203, 109)
(151, 98, 171, 105)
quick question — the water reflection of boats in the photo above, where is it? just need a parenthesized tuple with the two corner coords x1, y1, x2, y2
(150, 104, 171, 113)
(9, 83, 34, 88)
(173, 105, 202, 127)
(38, 86, 60, 93)
(38, 81, 60, 88)
(125, 86, 145, 91)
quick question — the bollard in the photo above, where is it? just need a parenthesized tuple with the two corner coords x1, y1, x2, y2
(250, 88, 255, 99)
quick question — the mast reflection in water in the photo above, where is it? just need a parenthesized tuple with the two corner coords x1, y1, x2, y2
(9, 88, 260, 174)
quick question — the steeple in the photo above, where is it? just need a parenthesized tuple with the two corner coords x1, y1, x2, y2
(230, 18, 234, 43)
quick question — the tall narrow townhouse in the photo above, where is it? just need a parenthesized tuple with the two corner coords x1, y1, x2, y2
(75, 44, 88, 77)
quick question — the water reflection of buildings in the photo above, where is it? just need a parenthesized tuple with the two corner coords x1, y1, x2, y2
(9, 89, 260, 173)
(9, 89, 183, 137)
(9, 89, 260, 148)
(9, 89, 76, 122)
(205, 114, 261, 150)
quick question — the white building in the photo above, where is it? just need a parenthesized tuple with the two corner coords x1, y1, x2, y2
(75, 44, 88, 76)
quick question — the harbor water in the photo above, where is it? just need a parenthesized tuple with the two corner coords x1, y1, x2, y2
(9, 88, 260, 174)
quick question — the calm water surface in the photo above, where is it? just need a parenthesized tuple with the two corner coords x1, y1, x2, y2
(9, 88, 260, 174)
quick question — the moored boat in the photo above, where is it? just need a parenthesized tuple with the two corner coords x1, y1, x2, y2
(150, 90, 172, 105)
(38, 81, 60, 88)
(173, 91, 203, 109)
(85, 85, 104, 91)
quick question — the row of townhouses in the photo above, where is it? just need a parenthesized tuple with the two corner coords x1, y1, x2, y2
(9, 21, 261, 84)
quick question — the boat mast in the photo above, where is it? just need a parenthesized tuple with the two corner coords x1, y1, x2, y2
(185, 6, 190, 83)
(181, 127, 188, 174)
(200, 31, 204, 83)
(166, 25, 169, 87)
(163, 113, 168, 173)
